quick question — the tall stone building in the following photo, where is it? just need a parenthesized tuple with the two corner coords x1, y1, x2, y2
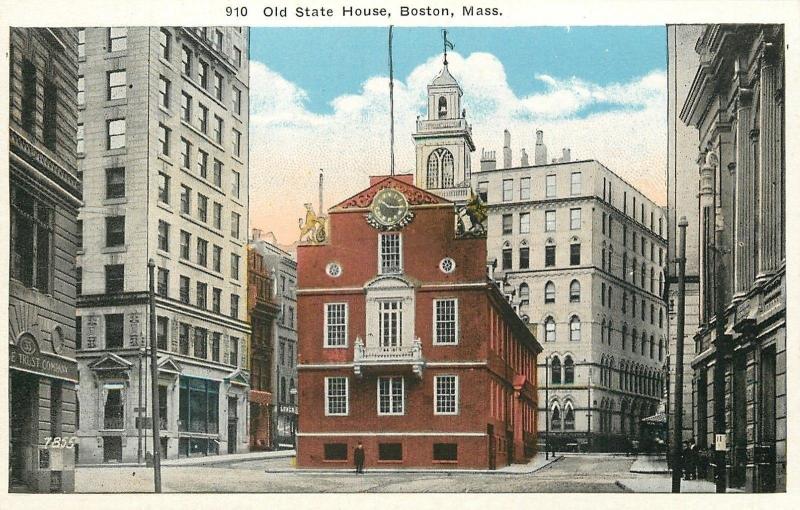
(250, 234, 299, 448)
(472, 151, 668, 451)
(666, 23, 703, 455)
(247, 240, 280, 450)
(74, 27, 251, 462)
(9, 27, 81, 493)
(679, 24, 785, 492)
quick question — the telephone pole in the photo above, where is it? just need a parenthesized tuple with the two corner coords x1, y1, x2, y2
(671, 217, 688, 492)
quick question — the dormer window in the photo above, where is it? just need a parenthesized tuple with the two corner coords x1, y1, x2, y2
(438, 96, 447, 118)
(379, 233, 402, 274)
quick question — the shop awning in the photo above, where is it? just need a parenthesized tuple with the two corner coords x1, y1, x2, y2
(641, 412, 667, 424)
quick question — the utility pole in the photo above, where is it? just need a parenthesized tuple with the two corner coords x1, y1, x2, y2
(671, 217, 688, 492)
(148, 260, 162, 492)
(545, 357, 550, 459)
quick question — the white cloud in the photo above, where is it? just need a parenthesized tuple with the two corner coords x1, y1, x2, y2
(248, 52, 667, 243)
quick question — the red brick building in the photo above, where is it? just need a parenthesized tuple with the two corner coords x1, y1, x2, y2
(247, 245, 280, 450)
(296, 175, 541, 469)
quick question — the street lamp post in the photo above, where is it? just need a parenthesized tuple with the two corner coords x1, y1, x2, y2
(148, 260, 162, 492)
(671, 217, 688, 493)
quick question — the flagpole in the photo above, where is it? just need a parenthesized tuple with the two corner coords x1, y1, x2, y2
(388, 25, 395, 176)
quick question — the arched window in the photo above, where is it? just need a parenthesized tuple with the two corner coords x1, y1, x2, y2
(438, 96, 448, 118)
(544, 317, 556, 342)
(564, 402, 575, 430)
(544, 281, 556, 303)
(632, 258, 637, 283)
(441, 151, 454, 187)
(607, 320, 613, 346)
(564, 356, 574, 384)
(601, 319, 606, 344)
(641, 262, 646, 288)
(618, 362, 625, 389)
(622, 291, 628, 313)
(569, 316, 581, 342)
(569, 280, 581, 303)
(426, 151, 439, 188)
(649, 335, 655, 358)
(551, 356, 561, 384)
(602, 248, 606, 270)
(659, 272, 664, 295)
(659, 308, 664, 328)
(650, 267, 655, 293)
(519, 283, 530, 305)
(631, 328, 637, 352)
(551, 404, 562, 430)
(622, 325, 628, 350)
(658, 338, 664, 361)
(641, 331, 647, 356)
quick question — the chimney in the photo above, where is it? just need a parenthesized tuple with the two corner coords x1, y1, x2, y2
(561, 147, 572, 163)
(480, 149, 497, 171)
(251, 228, 262, 241)
(503, 129, 512, 168)
(534, 129, 548, 166)
(520, 148, 529, 166)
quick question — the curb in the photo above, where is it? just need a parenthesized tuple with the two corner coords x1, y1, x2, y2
(615, 480, 634, 492)
(264, 455, 563, 476)
(77, 451, 297, 469)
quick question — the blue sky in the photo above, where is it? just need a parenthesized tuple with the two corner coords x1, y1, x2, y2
(248, 26, 669, 242)
(250, 26, 666, 115)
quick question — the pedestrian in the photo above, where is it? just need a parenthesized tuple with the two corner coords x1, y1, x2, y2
(682, 441, 691, 480)
(354, 441, 365, 474)
(688, 439, 698, 480)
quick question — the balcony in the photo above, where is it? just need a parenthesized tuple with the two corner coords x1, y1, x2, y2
(416, 118, 471, 134)
(428, 186, 470, 202)
(353, 336, 424, 378)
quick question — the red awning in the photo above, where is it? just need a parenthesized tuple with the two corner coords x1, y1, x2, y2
(249, 390, 272, 405)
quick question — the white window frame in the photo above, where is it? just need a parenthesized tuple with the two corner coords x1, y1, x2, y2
(519, 212, 530, 234)
(570, 172, 582, 195)
(570, 208, 581, 230)
(378, 299, 403, 347)
(324, 377, 348, 416)
(377, 376, 405, 416)
(434, 375, 459, 415)
(545, 174, 556, 198)
(324, 302, 348, 348)
(378, 232, 403, 275)
(545, 210, 556, 232)
(433, 298, 459, 345)
(520, 177, 531, 200)
(502, 179, 513, 202)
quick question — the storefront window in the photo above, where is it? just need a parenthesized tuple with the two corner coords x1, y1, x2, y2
(178, 376, 219, 434)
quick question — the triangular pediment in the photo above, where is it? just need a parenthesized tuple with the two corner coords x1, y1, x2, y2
(333, 176, 451, 210)
(226, 369, 250, 387)
(88, 352, 133, 371)
(157, 356, 182, 375)
(364, 274, 413, 290)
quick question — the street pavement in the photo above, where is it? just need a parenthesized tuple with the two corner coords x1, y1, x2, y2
(75, 454, 634, 493)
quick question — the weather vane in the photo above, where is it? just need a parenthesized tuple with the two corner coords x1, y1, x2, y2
(443, 29, 454, 65)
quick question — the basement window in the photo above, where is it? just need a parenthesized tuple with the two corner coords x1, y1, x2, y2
(378, 443, 403, 462)
(323, 443, 348, 461)
(433, 443, 458, 462)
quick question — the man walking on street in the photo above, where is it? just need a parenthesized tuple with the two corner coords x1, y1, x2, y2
(354, 441, 365, 474)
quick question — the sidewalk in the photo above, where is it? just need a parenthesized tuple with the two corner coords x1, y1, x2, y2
(616, 475, 745, 493)
(77, 449, 296, 468)
(265, 453, 563, 475)
(629, 454, 670, 474)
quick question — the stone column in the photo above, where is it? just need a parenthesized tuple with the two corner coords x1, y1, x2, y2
(734, 88, 754, 298)
(757, 44, 781, 280)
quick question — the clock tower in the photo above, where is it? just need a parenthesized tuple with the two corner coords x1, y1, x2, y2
(412, 55, 475, 201)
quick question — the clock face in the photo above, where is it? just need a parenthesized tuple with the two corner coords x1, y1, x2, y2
(371, 188, 409, 227)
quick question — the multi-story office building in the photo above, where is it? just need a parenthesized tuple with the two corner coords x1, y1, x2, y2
(9, 27, 81, 493)
(74, 27, 251, 462)
(679, 24, 785, 492)
(250, 233, 298, 448)
(471, 148, 668, 452)
(296, 174, 541, 469)
(247, 241, 280, 450)
(666, 23, 704, 455)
